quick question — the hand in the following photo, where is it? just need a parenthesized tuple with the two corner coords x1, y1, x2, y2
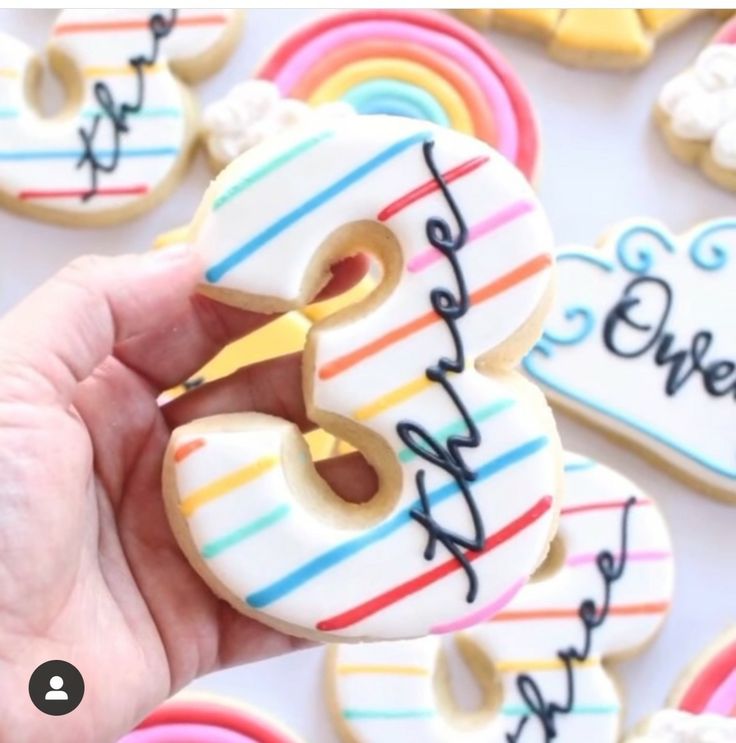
(0, 247, 375, 743)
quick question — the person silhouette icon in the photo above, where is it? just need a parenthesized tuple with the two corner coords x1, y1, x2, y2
(44, 676, 68, 701)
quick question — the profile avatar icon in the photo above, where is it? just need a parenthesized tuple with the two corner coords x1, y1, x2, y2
(44, 675, 69, 701)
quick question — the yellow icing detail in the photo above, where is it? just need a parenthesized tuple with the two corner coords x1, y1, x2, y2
(153, 225, 190, 250)
(308, 58, 475, 135)
(551, 9, 651, 59)
(337, 439, 355, 456)
(353, 374, 433, 422)
(180, 455, 279, 517)
(83, 63, 167, 77)
(304, 429, 336, 461)
(496, 657, 599, 672)
(0, 68, 19, 78)
(637, 9, 693, 35)
(492, 9, 562, 38)
(304, 275, 377, 323)
(337, 664, 430, 676)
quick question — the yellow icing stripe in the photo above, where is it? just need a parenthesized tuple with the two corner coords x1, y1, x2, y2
(308, 58, 474, 135)
(337, 664, 430, 676)
(153, 225, 190, 250)
(180, 455, 279, 517)
(0, 69, 19, 78)
(353, 374, 433, 422)
(496, 657, 599, 672)
(83, 63, 166, 77)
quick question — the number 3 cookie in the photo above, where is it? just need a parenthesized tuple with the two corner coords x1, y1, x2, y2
(0, 9, 243, 226)
(328, 452, 674, 742)
(523, 218, 736, 502)
(162, 115, 562, 641)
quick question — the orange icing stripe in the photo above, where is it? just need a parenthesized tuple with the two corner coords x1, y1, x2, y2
(289, 38, 497, 145)
(54, 14, 227, 35)
(494, 600, 670, 622)
(174, 438, 206, 463)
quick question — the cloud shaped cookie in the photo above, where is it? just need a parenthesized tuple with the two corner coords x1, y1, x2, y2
(523, 218, 736, 500)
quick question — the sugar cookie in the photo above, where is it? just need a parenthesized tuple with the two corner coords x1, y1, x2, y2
(629, 710, 736, 742)
(453, 9, 702, 70)
(162, 115, 562, 641)
(656, 16, 736, 191)
(120, 693, 304, 742)
(254, 10, 540, 181)
(523, 218, 736, 502)
(328, 451, 674, 742)
(0, 9, 243, 226)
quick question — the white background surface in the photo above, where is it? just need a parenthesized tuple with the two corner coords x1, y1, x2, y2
(0, 8, 735, 742)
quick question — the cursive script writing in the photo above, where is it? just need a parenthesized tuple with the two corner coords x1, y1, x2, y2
(76, 10, 178, 200)
(397, 140, 485, 603)
(603, 276, 735, 399)
(506, 497, 636, 742)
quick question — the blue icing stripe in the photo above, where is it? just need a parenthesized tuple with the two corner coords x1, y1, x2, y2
(344, 79, 450, 126)
(205, 130, 432, 284)
(502, 703, 618, 716)
(343, 708, 436, 720)
(357, 96, 429, 120)
(246, 436, 549, 609)
(563, 459, 597, 473)
(0, 147, 178, 160)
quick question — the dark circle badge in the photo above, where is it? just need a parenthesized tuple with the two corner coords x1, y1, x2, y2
(28, 660, 84, 716)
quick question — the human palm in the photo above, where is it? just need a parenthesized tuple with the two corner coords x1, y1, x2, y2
(0, 248, 372, 743)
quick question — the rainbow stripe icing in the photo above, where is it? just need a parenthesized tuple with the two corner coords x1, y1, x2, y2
(255, 10, 539, 181)
(164, 115, 561, 640)
(674, 629, 736, 718)
(119, 694, 303, 743)
(329, 452, 674, 742)
(0, 9, 241, 225)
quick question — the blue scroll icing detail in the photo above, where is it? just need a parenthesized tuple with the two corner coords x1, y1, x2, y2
(542, 306, 596, 347)
(689, 219, 736, 271)
(615, 224, 675, 275)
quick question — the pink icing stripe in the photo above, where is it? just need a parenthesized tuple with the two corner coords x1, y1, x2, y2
(704, 668, 736, 715)
(119, 723, 255, 742)
(566, 550, 672, 568)
(430, 577, 526, 634)
(407, 199, 535, 273)
(269, 19, 518, 160)
(714, 18, 736, 44)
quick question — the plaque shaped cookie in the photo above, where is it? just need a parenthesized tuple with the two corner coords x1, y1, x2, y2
(523, 218, 736, 501)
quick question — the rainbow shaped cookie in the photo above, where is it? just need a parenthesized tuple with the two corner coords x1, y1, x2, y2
(454, 9, 705, 69)
(657, 15, 736, 191)
(203, 10, 539, 180)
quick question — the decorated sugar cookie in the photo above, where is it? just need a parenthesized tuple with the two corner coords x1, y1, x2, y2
(328, 452, 674, 742)
(162, 115, 562, 641)
(453, 9, 702, 69)
(0, 9, 243, 226)
(251, 10, 539, 181)
(627, 629, 736, 741)
(119, 693, 304, 742)
(523, 218, 736, 502)
(657, 16, 736, 191)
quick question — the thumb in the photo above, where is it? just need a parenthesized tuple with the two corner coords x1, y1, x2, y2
(0, 247, 202, 405)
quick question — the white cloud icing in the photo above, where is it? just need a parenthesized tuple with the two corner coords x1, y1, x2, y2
(630, 710, 736, 743)
(202, 80, 354, 167)
(658, 44, 736, 169)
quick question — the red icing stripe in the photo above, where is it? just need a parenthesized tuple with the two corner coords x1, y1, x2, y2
(137, 699, 298, 743)
(54, 15, 227, 35)
(678, 639, 736, 714)
(256, 9, 538, 180)
(316, 495, 552, 632)
(561, 498, 651, 516)
(377, 155, 490, 221)
(19, 185, 148, 200)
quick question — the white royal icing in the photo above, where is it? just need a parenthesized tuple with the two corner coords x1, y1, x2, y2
(523, 218, 736, 499)
(167, 115, 561, 640)
(330, 452, 674, 742)
(630, 710, 736, 743)
(202, 79, 354, 168)
(0, 9, 240, 222)
(658, 44, 736, 168)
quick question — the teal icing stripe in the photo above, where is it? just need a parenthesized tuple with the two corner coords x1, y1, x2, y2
(344, 79, 450, 127)
(0, 109, 18, 118)
(213, 130, 334, 212)
(81, 106, 182, 119)
(206, 130, 431, 283)
(564, 459, 596, 473)
(502, 703, 618, 716)
(201, 503, 290, 559)
(398, 399, 515, 463)
(343, 708, 436, 720)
